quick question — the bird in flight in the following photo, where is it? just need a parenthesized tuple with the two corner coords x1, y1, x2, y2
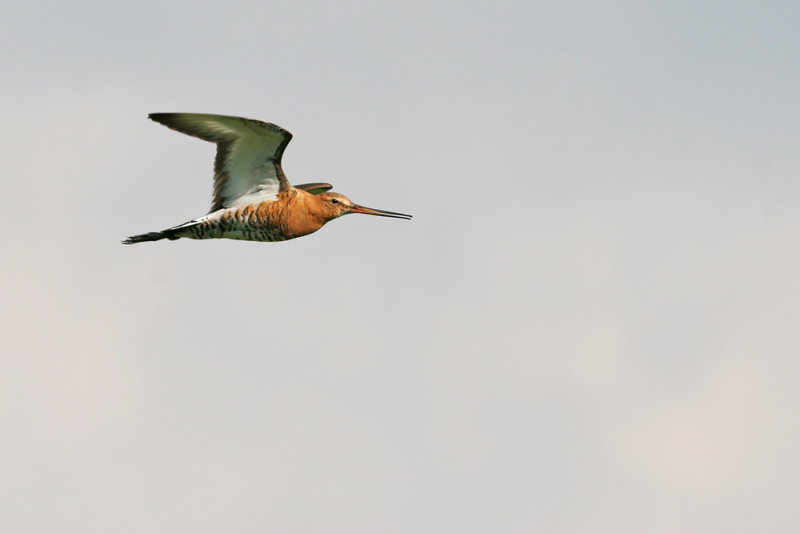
(123, 113, 411, 244)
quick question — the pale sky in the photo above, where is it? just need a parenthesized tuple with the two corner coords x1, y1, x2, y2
(2, 1, 799, 533)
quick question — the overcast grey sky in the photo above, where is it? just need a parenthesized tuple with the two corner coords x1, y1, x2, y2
(2, 1, 799, 532)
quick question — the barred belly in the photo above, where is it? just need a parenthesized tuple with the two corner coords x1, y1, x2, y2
(182, 205, 291, 242)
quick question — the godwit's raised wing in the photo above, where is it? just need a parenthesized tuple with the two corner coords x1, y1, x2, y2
(149, 113, 293, 212)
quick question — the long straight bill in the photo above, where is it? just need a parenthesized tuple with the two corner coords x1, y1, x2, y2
(350, 204, 412, 220)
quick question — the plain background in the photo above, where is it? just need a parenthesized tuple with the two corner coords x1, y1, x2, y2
(2, 1, 799, 532)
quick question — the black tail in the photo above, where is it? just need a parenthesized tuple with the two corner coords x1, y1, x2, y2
(122, 229, 179, 245)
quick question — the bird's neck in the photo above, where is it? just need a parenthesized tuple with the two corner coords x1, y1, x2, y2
(283, 189, 328, 238)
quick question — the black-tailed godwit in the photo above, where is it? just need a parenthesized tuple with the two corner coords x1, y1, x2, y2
(123, 113, 411, 244)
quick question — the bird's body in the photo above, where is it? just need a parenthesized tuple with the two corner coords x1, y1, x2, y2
(124, 113, 411, 244)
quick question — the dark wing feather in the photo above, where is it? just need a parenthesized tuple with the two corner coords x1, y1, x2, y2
(295, 182, 333, 195)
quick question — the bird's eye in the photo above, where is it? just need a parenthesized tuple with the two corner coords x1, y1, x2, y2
(330, 198, 339, 204)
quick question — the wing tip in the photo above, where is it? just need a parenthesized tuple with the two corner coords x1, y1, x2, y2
(295, 182, 333, 195)
(148, 113, 178, 129)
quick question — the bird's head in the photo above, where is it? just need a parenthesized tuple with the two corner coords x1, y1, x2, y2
(316, 192, 412, 222)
